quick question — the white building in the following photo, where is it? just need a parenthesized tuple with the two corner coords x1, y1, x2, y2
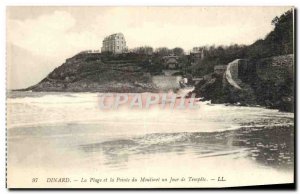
(101, 33, 127, 54)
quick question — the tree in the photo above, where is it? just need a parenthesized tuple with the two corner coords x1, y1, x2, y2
(154, 47, 172, 56)
(247, 9, 293, 58)
(131, 46, 153, 55)
(173, 47, 184, 56)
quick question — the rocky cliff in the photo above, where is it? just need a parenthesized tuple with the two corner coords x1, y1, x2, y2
(194, 54, 294, 112)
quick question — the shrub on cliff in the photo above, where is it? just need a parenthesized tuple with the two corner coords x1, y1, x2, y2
(246, 9, 293, 59)
(192, 9, 294, 77)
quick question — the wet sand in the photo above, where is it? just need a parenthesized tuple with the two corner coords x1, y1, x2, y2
(7, 92, 294, 188)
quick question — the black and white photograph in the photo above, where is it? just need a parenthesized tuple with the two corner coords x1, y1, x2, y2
(5, 6, 295, 188)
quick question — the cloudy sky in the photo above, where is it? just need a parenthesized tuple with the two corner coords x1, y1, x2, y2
(7, 6, 291, 89)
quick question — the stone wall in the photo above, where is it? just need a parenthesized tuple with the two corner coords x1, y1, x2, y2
(225, 54, 294, 111)
(195, 54, 294, 111)
(255, 54, 294, 83)
(225, 55, 293, 92)
(252, 54, 294, 112)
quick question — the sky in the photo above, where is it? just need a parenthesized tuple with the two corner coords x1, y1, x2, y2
(7, 6, 292, 89)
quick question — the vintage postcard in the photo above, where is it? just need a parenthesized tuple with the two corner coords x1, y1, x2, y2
(6, 6, 295, 188)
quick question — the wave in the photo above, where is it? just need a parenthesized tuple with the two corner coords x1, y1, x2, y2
(7, 92, 294, 134)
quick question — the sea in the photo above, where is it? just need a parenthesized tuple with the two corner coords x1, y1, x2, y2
(6, 91, 294, 188)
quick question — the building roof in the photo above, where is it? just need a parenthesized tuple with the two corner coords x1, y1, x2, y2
(104, 33, 125, 41)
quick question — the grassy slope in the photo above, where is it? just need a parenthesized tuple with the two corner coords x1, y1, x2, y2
(27, 53, 158, 92)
